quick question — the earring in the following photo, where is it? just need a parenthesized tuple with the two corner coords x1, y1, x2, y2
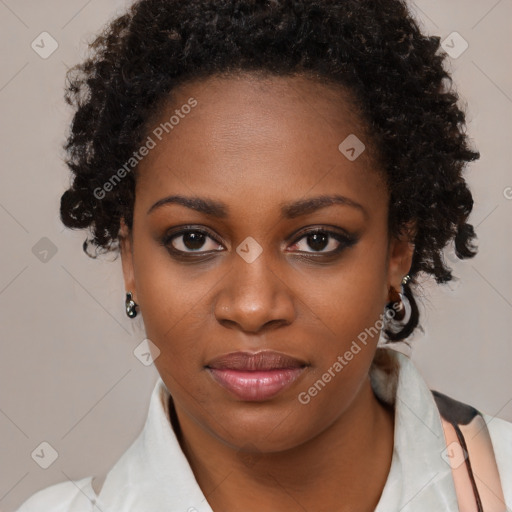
(387, 286, 405, 321)
(125, 291, 138, 318)
(401, 274, 411, 286)
(387, 276, 412, 324)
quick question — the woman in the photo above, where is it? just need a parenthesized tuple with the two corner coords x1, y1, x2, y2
(16, 0, 511, 510)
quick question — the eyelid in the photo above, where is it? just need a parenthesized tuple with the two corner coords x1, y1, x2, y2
(288, 224, 355, 243)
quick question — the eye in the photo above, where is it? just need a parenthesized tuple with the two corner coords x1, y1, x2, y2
(287, 228, 357, 255)
(162, 227, 224, 255)
(160, 225, 358, 260)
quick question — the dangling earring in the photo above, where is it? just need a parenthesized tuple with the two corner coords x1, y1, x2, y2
(386, 275, 411, 324)
(125, 291, 138, 318)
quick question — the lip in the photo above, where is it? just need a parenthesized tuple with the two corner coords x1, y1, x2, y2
(205, 351, 308, 401)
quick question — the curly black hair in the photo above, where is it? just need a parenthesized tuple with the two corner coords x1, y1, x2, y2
(60, 0, 480, 342)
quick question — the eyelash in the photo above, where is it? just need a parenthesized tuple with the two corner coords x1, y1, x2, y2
(160, 225, 358, 261)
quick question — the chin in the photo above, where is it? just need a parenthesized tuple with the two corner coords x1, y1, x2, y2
(203, 402, 317, 454)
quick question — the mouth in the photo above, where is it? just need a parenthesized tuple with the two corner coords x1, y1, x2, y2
(205, 351, 308, 402)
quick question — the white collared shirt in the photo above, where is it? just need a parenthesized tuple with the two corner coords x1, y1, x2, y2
(15, 349, 512, 511)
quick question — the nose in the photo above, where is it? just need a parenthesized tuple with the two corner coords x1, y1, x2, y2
(213, 250, 296, 335)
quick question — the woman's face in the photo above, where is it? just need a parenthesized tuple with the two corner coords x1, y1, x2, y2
(120, 73, 413, 452)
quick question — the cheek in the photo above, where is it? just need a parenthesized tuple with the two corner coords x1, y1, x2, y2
(131, 238, 213, 366)
(287, 281, 387, 443)
(300, 236, 389, 342)
(288, 238, 388, 411)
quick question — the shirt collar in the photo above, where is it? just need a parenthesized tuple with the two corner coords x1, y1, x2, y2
(373, 348, 459, 510)
(95, 348, 459, 511)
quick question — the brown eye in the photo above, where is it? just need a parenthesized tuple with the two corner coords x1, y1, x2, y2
(179, 231, 207, 251)
(304, 232, 330, 252)
(289, 228, 357, 255)
(163, 228, 224, 255)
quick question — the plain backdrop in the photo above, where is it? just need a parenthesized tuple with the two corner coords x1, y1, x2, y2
(1, 0, 511, 510)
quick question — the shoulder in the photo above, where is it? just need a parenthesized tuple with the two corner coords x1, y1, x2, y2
(432, 389, 512, 458)
(432, 389, 512, 506)
(484, 412, 512, 503)
(485, 411, 512, 448)
(15, 476, 96, 512)
(484, 410, 512, 442)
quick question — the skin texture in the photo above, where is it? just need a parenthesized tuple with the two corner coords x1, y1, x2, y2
(119, 73, 414, 511)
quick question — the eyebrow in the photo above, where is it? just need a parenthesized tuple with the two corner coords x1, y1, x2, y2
(147, 194, 367, 219)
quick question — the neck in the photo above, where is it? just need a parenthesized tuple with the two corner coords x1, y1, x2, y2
(172, 376, 395, 512)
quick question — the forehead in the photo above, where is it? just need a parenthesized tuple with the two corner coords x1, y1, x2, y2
(144, 72, 371, 157)
(135, 72, 386, 217)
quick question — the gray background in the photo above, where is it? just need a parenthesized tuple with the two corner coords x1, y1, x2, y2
(1, 0, 511, 510)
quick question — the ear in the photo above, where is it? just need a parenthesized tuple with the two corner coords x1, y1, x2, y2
(119, 218, 137, 302)
(387, 220, 416, 293)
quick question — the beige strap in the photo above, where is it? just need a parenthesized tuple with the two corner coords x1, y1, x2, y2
(440, 415, 506, 511)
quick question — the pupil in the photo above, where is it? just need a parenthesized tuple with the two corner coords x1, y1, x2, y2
(184, 232, 205, 250)
(308, 232, 328, 251)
